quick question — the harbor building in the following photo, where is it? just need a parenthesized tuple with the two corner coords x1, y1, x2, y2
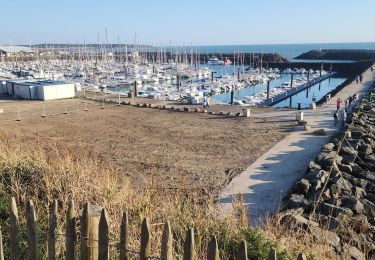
(0, 45, 34, 57)
(0, 79, 75, 100)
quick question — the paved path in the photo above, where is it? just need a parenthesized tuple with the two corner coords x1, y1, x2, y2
(219, 65, 375, 224)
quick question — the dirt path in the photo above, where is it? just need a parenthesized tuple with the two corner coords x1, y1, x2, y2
(219, 65, 375, 224)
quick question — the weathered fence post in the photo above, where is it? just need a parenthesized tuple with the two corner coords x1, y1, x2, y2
(80, 202, 89, 260)
(9, 197, 20, 260)
(140, 218, 151, 260)
(297, 252, 307, 260)
(66, 199, 76, 260)
(48, 200, 58, 260)
(267, 247, 277, 260)
(183, 228, 195, 260)
(80, 203, 101, 260)
(207, 235, 220, 260)
(26, 200, 38, 260)
(161, 220, 173, 260)
(119, 211, 129, 260)
(238, 240, 247, 260)
(0, 225, 4, 260)
(98, 209, 109, 260)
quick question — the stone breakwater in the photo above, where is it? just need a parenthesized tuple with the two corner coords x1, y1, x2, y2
(280, 86, 375, 259)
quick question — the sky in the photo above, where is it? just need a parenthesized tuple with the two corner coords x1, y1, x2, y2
(1, 0, 375, 46)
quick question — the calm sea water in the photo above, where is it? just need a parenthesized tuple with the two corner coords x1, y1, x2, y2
(166, 42, 375, 60)
(273, 77, 346, 108)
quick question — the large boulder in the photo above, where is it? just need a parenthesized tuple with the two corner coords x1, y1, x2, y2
(293, 179, 311, 195)
(340, 196, 364, 214)
(363, 199, 375, 224)
(339, 146, 358, 164)
(358, 140, 373, 157)
(321, 202, 353, 218)
(308, 226, 341, 250)
(288, 194, 308, 209)
(330, 176, 353, 195)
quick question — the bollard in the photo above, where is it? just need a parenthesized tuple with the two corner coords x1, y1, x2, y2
(242, 109, 251, 118)
(231, 87, 235, 106)
(63, 101, 68, 114)
(84, 100, 88, 111)
(42, 103, 46, 117)
(16, 106, 21, 121)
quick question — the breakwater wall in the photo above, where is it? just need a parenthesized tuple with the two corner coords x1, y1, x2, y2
(267, 60, 374, 76)
(280, 84, 375, 259)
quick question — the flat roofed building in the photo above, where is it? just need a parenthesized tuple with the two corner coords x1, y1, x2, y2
(0, 45, 34, 56)
(0, 79, 75, 100)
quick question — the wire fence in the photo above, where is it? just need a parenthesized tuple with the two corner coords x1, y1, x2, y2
(0, 197, 309, 260)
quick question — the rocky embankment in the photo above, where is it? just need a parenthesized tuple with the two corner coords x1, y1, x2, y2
(281, 87, 375, 259)
(295, 49, 375, 61)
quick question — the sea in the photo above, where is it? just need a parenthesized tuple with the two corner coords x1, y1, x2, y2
(164, 42, 375, 61)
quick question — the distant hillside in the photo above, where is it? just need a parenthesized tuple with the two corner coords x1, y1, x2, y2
(295, 49, 375, 61)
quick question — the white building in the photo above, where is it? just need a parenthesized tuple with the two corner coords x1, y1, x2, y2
(0, 45, 34, 57)
(0, 80, 75, 100)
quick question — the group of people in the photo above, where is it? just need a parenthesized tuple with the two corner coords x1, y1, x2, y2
(334, 93, 358, 128)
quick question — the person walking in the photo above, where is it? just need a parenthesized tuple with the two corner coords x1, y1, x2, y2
(336, 97, 342, 111)
(206, 96, 210, 108)
(333, 111, 338, 127)
(348, 95, 353, 106)
(356, 75, 360, 83)
(360, 74, 363, 83)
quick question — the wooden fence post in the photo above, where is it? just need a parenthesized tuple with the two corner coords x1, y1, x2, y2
(207, 236, 220, 260)
(66, 199, 76, 260)
(80, 202, 89, 260)
(267, 247, 277, 260)
(9, 197, 20, 260)
(48, 200, 58, 260)
(0, 225, 4, 260)
(183, 228, 195, 260)
(160, 220, 173, 260)
(98, 209, 109, 260)
(207, 235, 219, 260)
(238, 240, 247, 260)
(80, 202, 101, 260)
(140, 218, 151, 260)
(26, 200, 38, 260)
(119, 211, 129, 260)
(297, 252, 307, 260)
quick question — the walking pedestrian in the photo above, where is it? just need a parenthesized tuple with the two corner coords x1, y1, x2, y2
(203, 97, 207, 108)
(333, 111, 338, 126)
(348, 95, 353, 106)
(206, 96, 210, 108)
(336, 97, 342, 110)
(356, 75, 360, 83)
(360, 74, 363, 83)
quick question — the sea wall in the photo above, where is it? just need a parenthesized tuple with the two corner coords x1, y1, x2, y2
(280, 84, 375, 259)
(295, 49, 375, 61)
(267, 60, 375, 76)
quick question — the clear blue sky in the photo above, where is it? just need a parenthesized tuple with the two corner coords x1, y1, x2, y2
(2, 0, 375, 45)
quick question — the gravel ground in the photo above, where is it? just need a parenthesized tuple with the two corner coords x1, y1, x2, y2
(0, 98, 295, 195)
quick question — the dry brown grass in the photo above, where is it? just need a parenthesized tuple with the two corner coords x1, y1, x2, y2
(0, 130, 337, 259)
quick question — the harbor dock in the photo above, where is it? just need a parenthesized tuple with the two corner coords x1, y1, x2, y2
(259, 72, 336, 107)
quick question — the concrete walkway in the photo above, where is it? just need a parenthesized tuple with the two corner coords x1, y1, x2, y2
(219, 65, 375, 224)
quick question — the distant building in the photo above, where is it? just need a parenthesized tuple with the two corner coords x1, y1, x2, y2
(0, 45, 34, 57)
(0, 79, 75, 100)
